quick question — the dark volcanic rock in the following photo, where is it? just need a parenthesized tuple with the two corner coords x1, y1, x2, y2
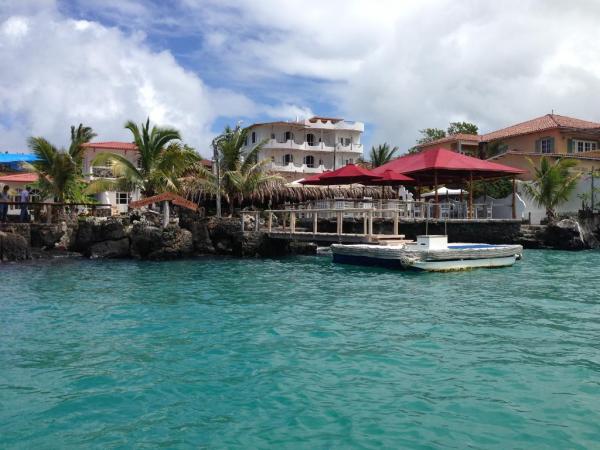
(0, 231, 31, 261)
(543, 219, 587, 250)
(89, 238, 131, 259)
(130, 222, 193, 260)
(30, 224, 65, 249)
(73, 218, 127, 254)
(180, 216, 215, 254)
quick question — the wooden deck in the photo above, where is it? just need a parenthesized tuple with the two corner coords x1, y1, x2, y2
(266, 231, 406, 244)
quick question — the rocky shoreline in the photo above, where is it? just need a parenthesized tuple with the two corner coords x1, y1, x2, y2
(1, 213, 599, 263)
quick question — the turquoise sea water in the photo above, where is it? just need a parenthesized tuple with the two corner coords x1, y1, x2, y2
(1, 251, 599, 449)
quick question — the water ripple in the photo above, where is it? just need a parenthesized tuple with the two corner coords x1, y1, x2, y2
(1, 251, 599, 449)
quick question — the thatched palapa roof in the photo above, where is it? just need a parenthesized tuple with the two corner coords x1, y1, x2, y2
(184, 182, 398, 206)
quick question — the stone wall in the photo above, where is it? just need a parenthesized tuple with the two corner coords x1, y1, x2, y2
(2, 213, 598, 263)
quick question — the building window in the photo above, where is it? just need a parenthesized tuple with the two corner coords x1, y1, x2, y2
(345, 158, 354, 165)
(283, 154, 294, 165)
(574, 139, 598, 153)
(540, 138, 554, 154)
(115, 192, 129, 205)
(318, 159, 323, 166)
(270, 133, 275, 140)
(339, 137, 351, 146)
(243, 137, 248, 146)
(306, 133, 315, 145)
(304, 155, 315, 168)
(284, 131, 293, 141)
(251, 131, 256, 144)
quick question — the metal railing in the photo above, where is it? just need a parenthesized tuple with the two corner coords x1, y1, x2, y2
(277, 200, 494, 220)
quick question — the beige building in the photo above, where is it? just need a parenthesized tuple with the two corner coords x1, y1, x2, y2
(81, 141, 142, 213)
(416, 114, 600, 180)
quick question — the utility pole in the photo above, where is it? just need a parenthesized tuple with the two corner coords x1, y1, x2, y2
(211, 121, 244, 218)
(211, 135, 223, 218)
(592, 166, 595, 214)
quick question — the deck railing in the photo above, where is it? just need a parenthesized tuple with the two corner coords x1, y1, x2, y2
(0, 202, 112, 224)
(239, 201, 496, 237)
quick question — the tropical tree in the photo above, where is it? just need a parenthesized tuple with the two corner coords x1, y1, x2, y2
(447, 121, 478, 135)
(416, 127, 446, 145)
(26, 137, 80, 203)
(192, 125, 283, 214)
(69, 123, 97, 168)
(25, 124, 96, 203)
(87, 119, 199, 197)
(522, 156, 581, 222)
(369, 143, 399, 167)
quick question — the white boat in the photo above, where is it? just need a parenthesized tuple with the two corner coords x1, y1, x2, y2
(331, 235, 523, 272)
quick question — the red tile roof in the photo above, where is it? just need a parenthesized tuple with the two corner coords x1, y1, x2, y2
(82, 141, 137, 150)
(482, 114, 600, 141)
(0, 172, 38, 183)
(416, 133, 482, 148)
(488, 150, 600, 162)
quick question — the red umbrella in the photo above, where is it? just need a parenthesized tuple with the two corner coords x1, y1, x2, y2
(366, 169, 415, 185)
(301, 163, 382, 185)
(298, 173, 327, 185)
(372, 147, 525, 183)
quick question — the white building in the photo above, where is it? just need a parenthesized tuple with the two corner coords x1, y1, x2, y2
(81, 141, 142, 214)
(242, 117, 364, 180)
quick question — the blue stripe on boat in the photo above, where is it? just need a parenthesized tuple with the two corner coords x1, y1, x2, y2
(332, 253, 406, 269)
(447, 244, 499, 249)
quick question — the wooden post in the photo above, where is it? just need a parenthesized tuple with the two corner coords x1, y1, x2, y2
(512, 177, 517, 219)
(336, 211, 342, 235)
(255, 211, 260, 231)
(368, 209, 373, 236)
(290, 211, 296, 233)
(394, 210, 399, 235)
(268, 212, 273, 232)
(313, 211, 318, 234)
(468, 172, 474, 219)
(363, 212, 368, 235)
(46, 204, 52, 224)
(240, 212, 245, 232)
(434, 170, 439, 219)
(163, 200, 170, 228)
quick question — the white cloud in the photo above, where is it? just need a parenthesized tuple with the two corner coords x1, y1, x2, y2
(179, 0, 600, 151)
(3, 0, 600, 156)
(0, 2, 259, 156)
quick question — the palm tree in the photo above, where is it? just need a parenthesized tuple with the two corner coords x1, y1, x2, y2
(191, 125, 283, 214)
(369, 143, 399, 167)
(26, 137, 80, 203)
(69, 123, 97, 168)
(25, 124, 96, 203)
(87, 119, 199, 197)
(522, 156, 581, 222)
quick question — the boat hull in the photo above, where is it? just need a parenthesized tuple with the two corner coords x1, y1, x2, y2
(331, 242, 522, 272)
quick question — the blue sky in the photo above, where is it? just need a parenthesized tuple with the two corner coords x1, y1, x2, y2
(1, 0, 600, 157)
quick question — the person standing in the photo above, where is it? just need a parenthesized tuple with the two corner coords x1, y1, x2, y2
(0, 185, 9, 223)
(19, 186, 30, 223)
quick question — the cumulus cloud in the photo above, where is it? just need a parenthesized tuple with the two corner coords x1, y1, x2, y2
(0, 1, 293, 156)
(178, 0, 600, 151)
(3, 0, 600, 155)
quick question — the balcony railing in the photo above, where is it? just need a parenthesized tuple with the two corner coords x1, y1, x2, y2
(261, 139, 363, 153)
(267, 162, 326, 173)
(91, 166, 114, 178)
